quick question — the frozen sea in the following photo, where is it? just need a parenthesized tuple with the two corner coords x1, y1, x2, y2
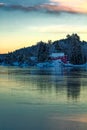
(0, 66, 87, 130)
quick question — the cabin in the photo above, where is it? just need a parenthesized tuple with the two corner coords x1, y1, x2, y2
(49, 53, 67, 63)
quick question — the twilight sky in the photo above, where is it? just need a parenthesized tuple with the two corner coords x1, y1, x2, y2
(0, 0, 87, 53)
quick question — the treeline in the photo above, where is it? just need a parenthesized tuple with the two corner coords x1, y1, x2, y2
(0, 34, 87, 66)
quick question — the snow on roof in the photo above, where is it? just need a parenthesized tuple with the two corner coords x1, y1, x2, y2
(50, 53, 64, 57)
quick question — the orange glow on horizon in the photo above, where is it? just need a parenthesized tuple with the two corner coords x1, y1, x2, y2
(0, 33, 87, 54)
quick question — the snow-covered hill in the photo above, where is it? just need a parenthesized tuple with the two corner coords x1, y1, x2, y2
(0, 34, 87, 67)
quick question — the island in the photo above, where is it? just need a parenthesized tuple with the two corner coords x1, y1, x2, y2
(0, 34, 87, 68)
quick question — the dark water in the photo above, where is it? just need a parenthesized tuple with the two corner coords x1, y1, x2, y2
(0, 66, 87, 130)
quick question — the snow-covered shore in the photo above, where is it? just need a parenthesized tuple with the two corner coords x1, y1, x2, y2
(62, 62, 87, 68)
(0, 60, 87, 69)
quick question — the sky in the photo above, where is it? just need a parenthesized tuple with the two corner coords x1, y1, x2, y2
(0, 0, 87, 53)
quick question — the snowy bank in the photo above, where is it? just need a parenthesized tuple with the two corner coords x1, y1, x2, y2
(63, 63, 87, 68)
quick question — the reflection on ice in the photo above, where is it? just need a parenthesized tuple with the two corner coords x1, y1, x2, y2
(0, 66, 87, 130)
(0, 66, 87, 101)
(66, 68, 81, 100)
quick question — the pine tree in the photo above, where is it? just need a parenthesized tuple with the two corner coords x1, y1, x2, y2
(37, 41, 49, 62)
(69, 34, 86, 64)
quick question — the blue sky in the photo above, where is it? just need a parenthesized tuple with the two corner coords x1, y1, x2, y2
(0, 0, 87, 53)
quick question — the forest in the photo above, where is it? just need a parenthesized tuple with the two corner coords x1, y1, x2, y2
(0, 34, 87, 66)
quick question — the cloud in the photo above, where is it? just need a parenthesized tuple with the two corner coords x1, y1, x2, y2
(8, 5, 39, 11)
(49, 0, 87, 14)
(40, 4, 78, 14)
(0, 1, 87, 14)
(0, 2, 6, 7)
(0, 2, 40, 12)
(28, 25, 87, 34)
